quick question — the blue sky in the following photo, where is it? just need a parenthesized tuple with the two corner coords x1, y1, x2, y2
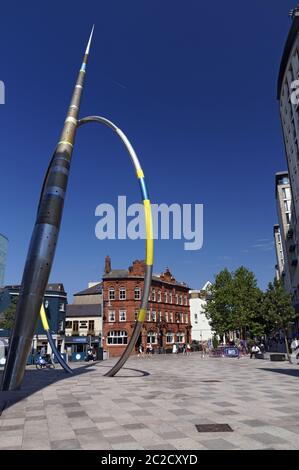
(0, 0, 295, 297)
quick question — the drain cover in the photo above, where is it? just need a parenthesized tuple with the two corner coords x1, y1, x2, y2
(201, 380, 220, 383)
(195, 423, 233, 432)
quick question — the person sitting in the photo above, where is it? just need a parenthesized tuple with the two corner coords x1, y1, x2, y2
(250, 344, 261, 359)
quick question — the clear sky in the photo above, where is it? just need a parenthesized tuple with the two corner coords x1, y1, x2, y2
(0, 0, 296, 298)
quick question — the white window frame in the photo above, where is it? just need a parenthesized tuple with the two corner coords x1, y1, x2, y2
(119, 309, 126, 322)
(107, 330, 128, 345)
(166, 331, 174, 344)
(147, 331, 157, 344)
(109, 287, 115, 301)
(119, 287, 126, 300)
(108, 310, 115, 322)
(134, 287, 141, 300)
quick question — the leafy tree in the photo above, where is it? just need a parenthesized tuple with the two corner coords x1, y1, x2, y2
(0, 296, 18, 330)
(261, 279, 297, 363)
(204, 266, 263, 340)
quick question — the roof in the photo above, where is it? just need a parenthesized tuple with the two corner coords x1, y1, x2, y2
(6, 283, 67, 295)
(103, 270, 189, 289)
(66, 303, 102, 318)
(74, 282, 102, 296)
(277, 15, 299, 99)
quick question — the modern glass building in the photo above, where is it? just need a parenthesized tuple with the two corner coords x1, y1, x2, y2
(0, 233, 8, 287)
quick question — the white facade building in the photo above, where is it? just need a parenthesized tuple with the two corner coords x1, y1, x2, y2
(189, 281, 213, 342)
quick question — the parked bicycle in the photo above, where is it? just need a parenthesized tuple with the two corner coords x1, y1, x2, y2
(35, 354, 55, 370)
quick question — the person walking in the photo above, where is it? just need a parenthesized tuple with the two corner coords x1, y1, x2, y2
(290, 336, 299, 364)
(186, 343, 191, 356)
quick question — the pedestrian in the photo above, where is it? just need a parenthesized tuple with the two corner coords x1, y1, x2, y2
(40, 346, 46, 357)
(172, 343, 177, 354)
(290, 336, 299, 364)
(138, 344, 144, 358)
(186, 343, 191, 356)
(250, 343, 261, 359)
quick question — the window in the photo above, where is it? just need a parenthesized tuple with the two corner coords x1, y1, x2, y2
(107, 330, 128, 345)
(134, 310, 138, 321)
(164, 291, 168, 303)
(166, 331, 174, 343)
(65, 320, 72, 328)
(73, 321, 79, 332)
(184, 296, 187, 306)
(177, 332, 185, 343)
(175, 294, 178, 304)
(134, 287, 141, 300)
(286, 212, 291, 224)
(109, 287, 115, 301)
(170, 312, 173, 322)
(158, 290, 161, 302)
(185, 314, 188, 324)
(152, 289, 156, 301)
(152, 311, 156, 322)
(169, 292, 172, 304)
(159, 311, 162, 321)
(147, 331, 157, 344)
(80, 321, 87, 328)
(165, 312, 169, 322)
(119, 287, 126, 300)
(194, 314, 198, 324)
(284, 200, 291, 212)
(59, 302, 65, 312)
(179, 295, 183, 305)
(119, 309, 126, 322)
(88, 320, 95, 332)
(147, 310, 151, 321)
(108, 310, 115, 322)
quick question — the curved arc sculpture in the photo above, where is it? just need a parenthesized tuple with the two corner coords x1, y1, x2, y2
(1, 29, 153, 391)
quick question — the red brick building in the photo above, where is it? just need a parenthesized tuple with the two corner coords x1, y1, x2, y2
(102, 257, 191, 357)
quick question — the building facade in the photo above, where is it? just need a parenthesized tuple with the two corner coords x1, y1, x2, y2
(275, 172, 294, 293)
(102, 257, 191, 357)
(0, 234, 8, 288)
(277, 9, 299, 310)
(0, 283, 67, 355)
(189, 281, 213, 342)
(274, 224, 285, 281)
(65, 282, 103, 360)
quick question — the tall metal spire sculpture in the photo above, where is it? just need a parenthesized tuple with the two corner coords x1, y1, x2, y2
(2, 27, 154, 391)
(1, 27, 95, 391)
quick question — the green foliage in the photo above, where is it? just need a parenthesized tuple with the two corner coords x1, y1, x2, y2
(0, 296, 18, 330)
(204, 266, 263, 339)
(261, 279, 297, 334)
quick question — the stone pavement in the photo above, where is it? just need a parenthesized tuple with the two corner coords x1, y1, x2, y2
(1, 353, 299, 450)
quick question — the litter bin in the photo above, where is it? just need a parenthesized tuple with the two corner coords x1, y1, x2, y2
(103, 350, 108, 360)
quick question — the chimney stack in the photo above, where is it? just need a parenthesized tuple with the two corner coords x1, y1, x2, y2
(104, 255, 111, 274)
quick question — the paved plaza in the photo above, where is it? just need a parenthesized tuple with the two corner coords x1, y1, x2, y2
(1, 353, 299, 450)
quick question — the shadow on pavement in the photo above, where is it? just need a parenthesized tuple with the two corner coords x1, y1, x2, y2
(260, 368, 299, 378)
(0, 362, 150, 414)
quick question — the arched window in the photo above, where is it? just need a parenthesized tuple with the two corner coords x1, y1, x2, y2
(147, 331, 157, 344)
(177, 332, 185, 343)
(109, 287, 115, 301)
(166, 331, 174, 344)
(107, 330, 128, 345)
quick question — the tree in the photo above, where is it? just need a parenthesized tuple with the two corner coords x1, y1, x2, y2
(204, 266, 263, 340)
(0, 296, 18, 330)
(261, 279, 297, 363)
